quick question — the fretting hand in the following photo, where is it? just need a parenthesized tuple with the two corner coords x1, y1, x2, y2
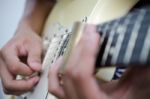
(48, 24, 150, 99)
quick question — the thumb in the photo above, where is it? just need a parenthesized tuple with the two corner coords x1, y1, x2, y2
(27, 46, 42, 72)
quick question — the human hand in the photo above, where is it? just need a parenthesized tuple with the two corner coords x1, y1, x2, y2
(48, 24, 150, 99)
(0, 25, 42, 95)
(48, 24, 105, 99)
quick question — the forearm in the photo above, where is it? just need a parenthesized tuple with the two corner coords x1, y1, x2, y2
(18, 0, 55, 35)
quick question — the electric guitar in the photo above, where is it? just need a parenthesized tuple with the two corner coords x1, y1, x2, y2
(11, 0, 150, 99)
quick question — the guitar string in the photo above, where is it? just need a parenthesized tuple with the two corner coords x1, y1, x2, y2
(96, 7, 149, 66)
(101, 19, 122, 65)
(111, 13, 132, 65)
(140, 26, 150, 63)
(123, 9, 146, 64)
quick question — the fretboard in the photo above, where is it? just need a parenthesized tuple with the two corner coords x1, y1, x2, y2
(96, 5, 150, 67)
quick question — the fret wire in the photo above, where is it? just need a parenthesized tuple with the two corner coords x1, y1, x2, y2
(96, 7, 150, 33)
(95, 23, 111, 66)
(130, 9, 150, 64)
(99, 23, 110, 46)
(116, 10, 142, 65)
(101, 19, 121, 65)
(111, 14, 132, 64)
(140, 26, 150, 63)
(124, 9, 146, 64)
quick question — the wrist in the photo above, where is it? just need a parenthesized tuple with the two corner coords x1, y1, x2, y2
(17, 18, 41, 35)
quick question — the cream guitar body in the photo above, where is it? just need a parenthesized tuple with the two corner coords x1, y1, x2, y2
(43, 0, 138, 84)
(10, 0, 138, 99)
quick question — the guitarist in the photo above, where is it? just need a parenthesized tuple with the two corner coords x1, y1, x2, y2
(0, 0, 149, 99)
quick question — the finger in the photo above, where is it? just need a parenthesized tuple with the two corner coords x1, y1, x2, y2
(1, 46, 33, 76)
(63, 77, 79, 99)
(2, 77, 39, 95)
(77, 24, 100, 73)
(63, 24, 103, 99)
(74, 77, 107, 99)
(48, 57, 66, 99)
(0, 59, 39, 95)
(65, 24, 100, 79)
(78, 24, 100, 63)
(27, 42, 42, 72)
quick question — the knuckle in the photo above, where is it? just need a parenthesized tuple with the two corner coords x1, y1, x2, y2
(65, 65, 86, 81)
(10, 65, 19, 74)
(64, 66, 73, 75)
(48, 86, 58, 95)
(71, 71, 86, 82)
(65, 66, 79, 79)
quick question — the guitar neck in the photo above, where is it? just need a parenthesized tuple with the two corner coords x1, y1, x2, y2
(96, 5, 150, 67)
